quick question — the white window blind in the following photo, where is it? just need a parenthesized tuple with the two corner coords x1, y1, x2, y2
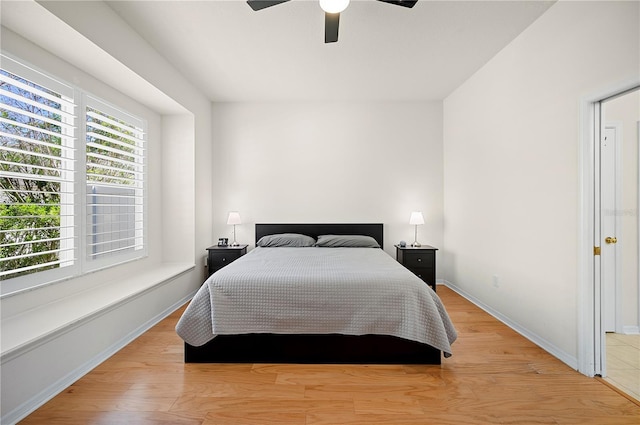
(0, 59, 76, 282)
(85, 98, 145, 263)
(0, 55, 147, 294)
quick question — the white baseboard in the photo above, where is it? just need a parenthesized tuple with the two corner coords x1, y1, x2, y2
(622, 325, 640, 335)
(442, 280, 579, 371)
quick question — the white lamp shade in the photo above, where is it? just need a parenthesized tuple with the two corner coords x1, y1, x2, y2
(226, 211, 241, 225)
(319, 0, 350, 13)
(409, 211, 425, 225)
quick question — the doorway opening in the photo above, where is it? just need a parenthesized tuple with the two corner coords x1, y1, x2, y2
(590, 86, 640, 400)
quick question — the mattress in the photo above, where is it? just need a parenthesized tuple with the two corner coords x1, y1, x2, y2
(176, 247, 457, 356)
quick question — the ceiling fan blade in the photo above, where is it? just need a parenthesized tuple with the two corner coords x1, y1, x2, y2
(325, 12, 340, 43)
(376, 0, 418, 8)
(247, 0, 291, 11)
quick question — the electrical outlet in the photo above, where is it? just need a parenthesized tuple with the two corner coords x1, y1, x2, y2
(492, 275, 500, 288)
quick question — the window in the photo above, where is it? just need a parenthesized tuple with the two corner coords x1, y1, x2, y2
(85, 98, 145, 268)
(0, 55, 146, 294)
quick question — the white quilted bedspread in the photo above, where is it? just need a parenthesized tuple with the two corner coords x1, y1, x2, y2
(175, 247, 457, 356)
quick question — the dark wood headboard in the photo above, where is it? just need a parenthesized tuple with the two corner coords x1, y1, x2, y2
(255, 223, 383, 249)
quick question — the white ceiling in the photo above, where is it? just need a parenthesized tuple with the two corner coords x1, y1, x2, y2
(107, 0, 555, 102)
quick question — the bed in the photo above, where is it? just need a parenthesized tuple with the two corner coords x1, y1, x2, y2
(176, 223, 457, 364)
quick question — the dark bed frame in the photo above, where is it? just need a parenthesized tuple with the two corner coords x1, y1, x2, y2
(184, 223, 442, 364)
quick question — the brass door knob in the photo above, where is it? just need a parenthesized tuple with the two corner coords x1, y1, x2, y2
(605, 237, 618, 244)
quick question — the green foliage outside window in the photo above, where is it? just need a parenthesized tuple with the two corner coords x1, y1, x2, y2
(0, 70, 65, 280)
(0, 203, 61, 278)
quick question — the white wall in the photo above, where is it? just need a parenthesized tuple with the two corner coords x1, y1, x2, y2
(443, 1, 640, 367)
(604, 90, 640, 332)
(212, 102, 444, 261)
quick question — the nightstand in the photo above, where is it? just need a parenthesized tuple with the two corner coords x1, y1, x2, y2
(395, 245, 438, 291)
(206, 245, 248, 277)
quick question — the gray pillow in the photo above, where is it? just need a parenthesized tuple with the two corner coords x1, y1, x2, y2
(315, 234, 380, 248)
(256, 233, 316, 247)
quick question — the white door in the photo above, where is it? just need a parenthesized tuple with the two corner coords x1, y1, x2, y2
(601, 125, 620, 333)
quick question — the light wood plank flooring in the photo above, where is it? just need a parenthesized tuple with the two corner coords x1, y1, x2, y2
(20, 286, 640, 424)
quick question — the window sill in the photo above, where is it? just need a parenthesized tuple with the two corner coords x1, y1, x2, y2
(0, 262, 194, 361)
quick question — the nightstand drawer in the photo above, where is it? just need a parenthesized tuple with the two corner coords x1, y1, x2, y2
(209, 251, 242, 268)
(403, 251, 435, 268)
(409, 267, 434, 283)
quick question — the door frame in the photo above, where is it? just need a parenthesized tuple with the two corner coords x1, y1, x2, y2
(637, 120, 640, 335)
(579, 80, 640, 377)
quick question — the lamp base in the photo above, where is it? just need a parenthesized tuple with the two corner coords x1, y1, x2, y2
(411, 241, 422, 247)
(231, 241, 239, 247)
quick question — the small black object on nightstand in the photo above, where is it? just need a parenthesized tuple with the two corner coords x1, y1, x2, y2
(206, 244, 248, 277)
(395, 244, 438, 292)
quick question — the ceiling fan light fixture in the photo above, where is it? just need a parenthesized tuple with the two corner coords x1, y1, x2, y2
(319, 0, 350, 14)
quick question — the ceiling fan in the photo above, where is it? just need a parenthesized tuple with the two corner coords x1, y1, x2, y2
(247, 0, 418, 43)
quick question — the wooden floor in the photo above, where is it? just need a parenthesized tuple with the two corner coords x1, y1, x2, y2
(20, 286, 640, 425)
